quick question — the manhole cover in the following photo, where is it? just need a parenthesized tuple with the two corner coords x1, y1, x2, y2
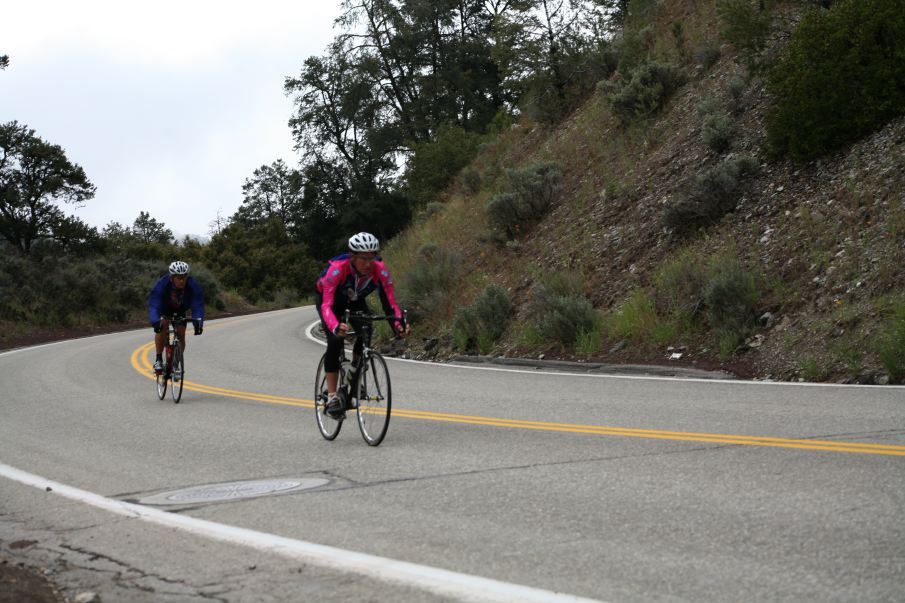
(137, 477, 330, 505)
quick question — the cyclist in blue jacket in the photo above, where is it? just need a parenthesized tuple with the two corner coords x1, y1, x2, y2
(149, 261, 205, 373)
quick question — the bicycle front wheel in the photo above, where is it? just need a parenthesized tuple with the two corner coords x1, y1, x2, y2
(156, 347, 168, 400)
(170, 343, 184, 403)
(356, 352, 391, 446)
(314, 354, 342, 440)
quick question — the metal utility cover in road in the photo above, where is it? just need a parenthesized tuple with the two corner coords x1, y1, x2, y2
(138, 478, 330, 505)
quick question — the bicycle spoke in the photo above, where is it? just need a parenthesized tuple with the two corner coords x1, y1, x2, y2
(170, 342, 184, 403)
(314, 354, 342, 440)
(356, 352, 391, 446)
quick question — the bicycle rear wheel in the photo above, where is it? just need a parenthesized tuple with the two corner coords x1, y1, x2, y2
(170, 342, 184, 403)
(356, 352, 391, 446)
(156, 346, 168, 400)
(314, 354, 342, 440)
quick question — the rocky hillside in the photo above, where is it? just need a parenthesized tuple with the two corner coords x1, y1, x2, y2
(384, 0, 905, 384)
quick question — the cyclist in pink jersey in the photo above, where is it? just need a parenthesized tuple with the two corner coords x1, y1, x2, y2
(315, 232, 409, 417)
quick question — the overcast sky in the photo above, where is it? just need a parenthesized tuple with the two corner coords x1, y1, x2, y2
(1, 0, 341, 238)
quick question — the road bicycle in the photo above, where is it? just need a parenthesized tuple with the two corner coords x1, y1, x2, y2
(314, 311, 404, 446)
(155, 315, 192, 403)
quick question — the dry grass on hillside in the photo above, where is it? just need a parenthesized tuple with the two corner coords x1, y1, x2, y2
(385, 0, 905, 383)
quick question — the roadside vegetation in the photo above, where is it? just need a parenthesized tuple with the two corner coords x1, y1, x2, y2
(4, 0, 905, 383)
(383, 0, 905, 384)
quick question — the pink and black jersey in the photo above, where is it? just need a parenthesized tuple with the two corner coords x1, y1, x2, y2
(315, 253, 403, 334)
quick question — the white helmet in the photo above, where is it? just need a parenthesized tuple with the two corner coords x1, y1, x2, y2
(348, 232, 379, 253)
(168, 260, 190, 275)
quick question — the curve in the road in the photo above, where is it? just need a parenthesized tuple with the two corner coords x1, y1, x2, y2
(131, 341, 905, 457)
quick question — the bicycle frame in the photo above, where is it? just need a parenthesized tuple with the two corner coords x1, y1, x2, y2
(163, 315, 190, 362)
(340, 310, 403, 404)
(315, 310, 402, 445)
(156, 314, 192, 403)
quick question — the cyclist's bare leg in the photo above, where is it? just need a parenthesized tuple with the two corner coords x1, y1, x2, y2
(154, 318, 171, 355)
(176, 325, 187, 350)
(326, 371, 338, 396)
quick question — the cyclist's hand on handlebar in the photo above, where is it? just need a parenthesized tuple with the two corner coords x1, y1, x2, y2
(152, 320, 162, 333)
(334, 322, 351, 337)
(394, 320, 410, 339)
(193, 319, 203, 335)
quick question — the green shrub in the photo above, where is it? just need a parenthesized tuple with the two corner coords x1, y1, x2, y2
(662, 155, 758, 235)
(697, 96, 735, 152)
(799, 354, 830, 382)
(575, 327, 603, 357)
(653, 249, 707, 318)
(452, 284, 513, 351)
(603, 61, 687, 123)
(271, 287, 298, 309)
(202, 219, 317, 304)
(515, 323, 545, 349)
(188, 263, 223, 307)
(521, 75, 568, 125)
(718, 330, 742, 361)
(452, 328, 470, 352)
(475, 332, 496, 355)
(877, 302, 905, 383)
(614, 25, 655, 77)
(486, 162, 562, 239)
(509, 163, 562, 216)
(401, 244, 461, 321)
(650, 320, 680, 347)
(406, 124, 482, 204)
(462, 168, 481, 195)
(727, 72, 748, 111)
(702, 111, 735, 153)
(452, 306, 480, 351)
(526, 275, 597, 347)
(671, 21, 687, 58)
(704, 254, 758, 334)
(527, 273, 584, 312)
(486, 193, 523, 239)
(537, 295, 598, 346)
(521, 32, 619, 125)
(0, 252, 199, 327)
(604, 290, 659, 341)
(473, 284, 513, 339)
(767, 0, 905, 160)
(696, 97, 722, 118)
(716, 0, 772, 67)
(693, 42, 722, 70)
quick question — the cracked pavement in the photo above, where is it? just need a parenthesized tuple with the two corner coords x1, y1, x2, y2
(3, 308, 905, 602)
(1, 478, 454, 602)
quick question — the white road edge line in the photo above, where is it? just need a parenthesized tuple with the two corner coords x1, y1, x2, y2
(0, 462, 605, 603)
(301, 316, 905, 390)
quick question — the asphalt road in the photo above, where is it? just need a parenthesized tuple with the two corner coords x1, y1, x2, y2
(1, 307, 904, 602)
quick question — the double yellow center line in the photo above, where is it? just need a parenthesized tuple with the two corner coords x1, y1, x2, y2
(130, 341, 905, 457)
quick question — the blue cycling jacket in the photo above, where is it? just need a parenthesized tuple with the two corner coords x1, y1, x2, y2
(148, 275, 205, 324)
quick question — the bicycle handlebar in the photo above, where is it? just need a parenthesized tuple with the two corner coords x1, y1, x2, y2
(342, 309, 408, 337)
(160, 315, 199, 325)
